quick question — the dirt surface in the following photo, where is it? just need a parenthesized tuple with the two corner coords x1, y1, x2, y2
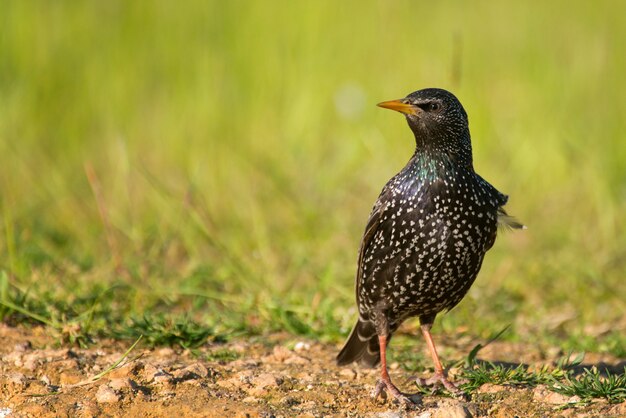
(0, 324, 625, 417)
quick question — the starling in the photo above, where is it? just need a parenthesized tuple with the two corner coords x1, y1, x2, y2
(336, 88, 523, 404)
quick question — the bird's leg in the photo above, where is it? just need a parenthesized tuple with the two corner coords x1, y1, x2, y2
(371, 334, 418, 406)
(415, 319, 464, 396)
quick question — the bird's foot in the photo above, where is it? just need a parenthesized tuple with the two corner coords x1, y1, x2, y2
(372, 379, 421, 407)
(415, 372, 468, 399)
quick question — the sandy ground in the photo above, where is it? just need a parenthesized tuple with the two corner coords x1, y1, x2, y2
(0, 324, 625, 417)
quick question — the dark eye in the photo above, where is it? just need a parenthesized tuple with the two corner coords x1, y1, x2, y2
(428, 102, 441, 112)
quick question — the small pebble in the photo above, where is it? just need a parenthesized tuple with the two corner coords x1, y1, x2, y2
(294, 341, 310, 352)
(96, 384, 120, 403)
(108, 378, 132, 390)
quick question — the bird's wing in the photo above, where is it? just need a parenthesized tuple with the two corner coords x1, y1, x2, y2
(475, 175, 526, 231)
(354, 187, 393, 312)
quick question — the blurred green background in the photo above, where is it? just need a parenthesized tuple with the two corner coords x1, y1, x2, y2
(0, 1, 624, 353)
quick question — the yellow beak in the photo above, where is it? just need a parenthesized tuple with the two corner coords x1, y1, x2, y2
(377, 99, 419, 116)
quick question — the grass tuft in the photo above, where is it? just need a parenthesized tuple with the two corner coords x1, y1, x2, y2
(457, 357, 626, 404)
(550, 367, 626, 404)
(112, 314, 217, 349)
(460, 362, 557, 392)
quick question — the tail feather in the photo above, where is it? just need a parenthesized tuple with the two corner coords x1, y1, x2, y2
(497, 208, 526, 230)
(336, 319, 382, 368)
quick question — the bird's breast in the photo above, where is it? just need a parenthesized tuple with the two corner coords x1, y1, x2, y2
(359, 171, 500, 316)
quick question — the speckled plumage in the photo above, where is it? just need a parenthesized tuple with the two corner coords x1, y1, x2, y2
(337, 88, 522, 401)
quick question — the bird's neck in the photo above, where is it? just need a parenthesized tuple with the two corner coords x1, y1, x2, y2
(411, 131, 474, 181)
(410, 144, 474, 182)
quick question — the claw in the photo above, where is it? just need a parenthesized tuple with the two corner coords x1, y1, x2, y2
(415, 372, 468, 399)
(372, 379, 421, 407)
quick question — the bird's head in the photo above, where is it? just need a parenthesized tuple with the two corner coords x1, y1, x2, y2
(377, 88, 471, 164)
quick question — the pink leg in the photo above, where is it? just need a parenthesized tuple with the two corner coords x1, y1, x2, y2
(371, 334, 419, 406)
(416, 323, 464, 396)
